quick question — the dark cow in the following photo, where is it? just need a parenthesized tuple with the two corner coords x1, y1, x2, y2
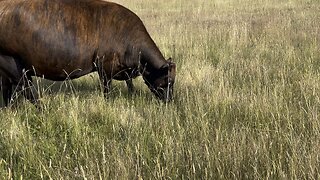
(0, 0, 176, 106)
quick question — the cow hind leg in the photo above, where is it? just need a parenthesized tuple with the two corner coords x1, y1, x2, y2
(17, 72, 40, 106)
(1, 77, 13, 106)
(0, 55, 40, 107)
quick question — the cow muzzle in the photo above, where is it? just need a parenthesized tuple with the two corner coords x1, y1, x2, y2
(152, 86, 173, 102)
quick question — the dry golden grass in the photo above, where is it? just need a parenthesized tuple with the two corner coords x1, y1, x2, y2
(1, 0, 320, 179)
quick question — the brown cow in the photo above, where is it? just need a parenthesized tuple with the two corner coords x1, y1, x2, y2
(0, 0, 176, 106)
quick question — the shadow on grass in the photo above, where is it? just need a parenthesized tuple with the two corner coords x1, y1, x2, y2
(0, 74, 158, 109)
(0, 74, 154, 107)
(35, 75, 101, 96)
(35, 75, 147, 99)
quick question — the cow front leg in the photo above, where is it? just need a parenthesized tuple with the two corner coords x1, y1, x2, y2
(97, 68, 112, 98)
(126, 79, 135, 94)
(95, 54, 117, 99)
(100, 75, 112, 98)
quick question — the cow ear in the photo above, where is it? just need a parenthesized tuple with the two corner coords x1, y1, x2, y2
(167, 58, 175, 70)
(161, 63, 169, 69)
(170, 61, 176, 69)
(169, 62, 176, 76)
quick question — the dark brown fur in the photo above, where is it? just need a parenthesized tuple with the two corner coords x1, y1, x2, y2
(0, 0, 176, 106)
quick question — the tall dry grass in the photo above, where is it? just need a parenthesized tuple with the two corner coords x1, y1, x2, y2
(1, 0, 320, 179)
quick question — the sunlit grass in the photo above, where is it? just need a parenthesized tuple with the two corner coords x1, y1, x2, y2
(1, 0, 320, 179)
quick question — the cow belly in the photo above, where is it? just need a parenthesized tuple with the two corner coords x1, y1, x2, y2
(31, 63, 95, 81)
(113, 69, 140, 81)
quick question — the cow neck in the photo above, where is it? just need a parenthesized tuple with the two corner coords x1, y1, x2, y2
(140, 43, 167, 72)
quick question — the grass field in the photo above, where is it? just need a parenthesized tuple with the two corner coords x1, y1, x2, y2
(1, 0, 320, 179)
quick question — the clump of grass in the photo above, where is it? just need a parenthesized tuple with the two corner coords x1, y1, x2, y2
(1, 0, 320, 179)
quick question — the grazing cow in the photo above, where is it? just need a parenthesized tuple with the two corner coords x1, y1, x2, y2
(0, 0, 176, 106)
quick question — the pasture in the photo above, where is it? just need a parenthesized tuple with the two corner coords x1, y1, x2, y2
(1, 0, 320, 179)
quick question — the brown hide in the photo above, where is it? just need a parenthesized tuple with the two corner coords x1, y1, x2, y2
(0, 0, 175, 105)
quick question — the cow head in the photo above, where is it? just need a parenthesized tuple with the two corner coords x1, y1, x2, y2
(142, 58, 176, 102)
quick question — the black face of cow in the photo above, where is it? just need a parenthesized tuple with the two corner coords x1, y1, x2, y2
(143, 60, 176, 102)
